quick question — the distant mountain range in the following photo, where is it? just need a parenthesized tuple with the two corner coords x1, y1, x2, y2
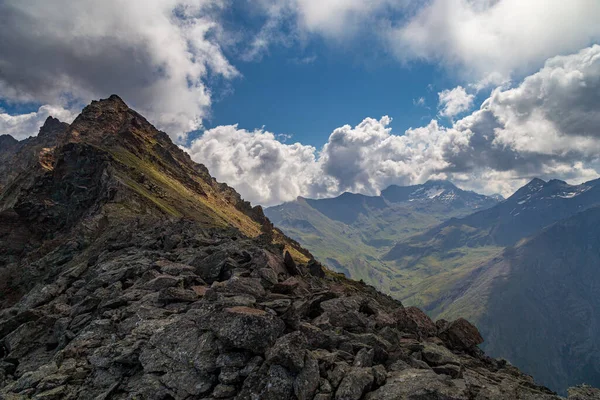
(265, 180, 501, 287)
(1, 95, 585, 399)
(267, 177, 600, 394)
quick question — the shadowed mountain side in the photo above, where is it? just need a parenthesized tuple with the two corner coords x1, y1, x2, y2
(440, 206, 600, 394)
(0, 96, 593, 399)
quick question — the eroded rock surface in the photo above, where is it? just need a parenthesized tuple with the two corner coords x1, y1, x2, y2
(0, 96, 590, 399)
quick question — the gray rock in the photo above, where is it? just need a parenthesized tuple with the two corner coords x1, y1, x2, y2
(365, 368, 467, 400)
(335, 367, 374, 400)
(213, 383, 237, 398)
(294, 352, 320, 400)
(266, 331, 308, 372)
(212, 306, 285, 352)
(353, 348, 374, 368)
(432, 363, 462, 378)
(421, 343, 461, 366)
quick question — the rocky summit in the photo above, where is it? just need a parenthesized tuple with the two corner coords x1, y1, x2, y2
(0, 96, 597, 400)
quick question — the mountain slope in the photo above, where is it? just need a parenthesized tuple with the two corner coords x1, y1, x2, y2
(265, 180, 500, 292)
(437, 206, 600, 393)
(382, 178, 600, 394)
(0, 95, 589, 399)
(0, 95, 309, 307)
(387, 178, 600, 261)
(383, 178, 600, 311)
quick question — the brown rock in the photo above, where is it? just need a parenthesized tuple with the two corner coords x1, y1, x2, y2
(437, 318, 483, 351)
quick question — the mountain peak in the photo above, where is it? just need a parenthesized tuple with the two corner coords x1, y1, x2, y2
(423, 179, 456, 188)
(38, 116, 69, 138)
(0, 134, 18, 147)
(528, 177, 546, 186)
(68, 95, 159, 145)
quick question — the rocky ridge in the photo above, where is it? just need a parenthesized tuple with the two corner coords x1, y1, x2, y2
(0, 96, 597, 399)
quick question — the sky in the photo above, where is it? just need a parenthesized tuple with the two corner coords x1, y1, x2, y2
(1, 0, 600, 206)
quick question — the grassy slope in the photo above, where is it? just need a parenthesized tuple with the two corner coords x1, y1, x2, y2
(265, 196, 494, 299)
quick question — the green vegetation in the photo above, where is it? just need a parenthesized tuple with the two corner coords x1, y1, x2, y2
(265, 191, 499, 303)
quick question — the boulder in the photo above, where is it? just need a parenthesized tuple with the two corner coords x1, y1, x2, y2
(364, 368, 467, 400)
(266, 331, 308, 372)
(213, 307, 285, 353)
(420, 343, 461, 367)
(437, 318, 484, 351)
(307, 259, 326, 278)
(284, 251, 301, 276)
(394, 306, 437, 338)
(335, 367, 374, 400)
(294, 352, 320, 400)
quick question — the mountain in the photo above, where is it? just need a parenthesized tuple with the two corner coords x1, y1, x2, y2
(442, 206, 600, 393)
(265, 180, 500, 295)
(383, 178, 600, 393)
(381, 180, 500, 210)
(0, 95, 590, 399)
(387, 178, 600, 258)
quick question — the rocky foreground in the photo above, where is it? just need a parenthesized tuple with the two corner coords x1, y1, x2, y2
(0, 96, 598, 399)
(0, 219, 586, 400)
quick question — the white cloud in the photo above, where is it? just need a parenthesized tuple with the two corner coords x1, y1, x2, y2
(0, 105, 77, 141)
(250, 1, 600, 84)
(0, 0, 238, 141)
(186, 125, 336, 206)
(438, 86, 474, 118)
(387, 0, 600, 82)
(186, 45, 600, 204)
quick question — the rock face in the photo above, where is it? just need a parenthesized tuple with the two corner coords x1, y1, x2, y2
(0, 96, 592, 399)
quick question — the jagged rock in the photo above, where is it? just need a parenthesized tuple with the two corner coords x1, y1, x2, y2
(568, 385, 600, 399)
(241, 364, 294, 400)
(212, 306, 285, 352)
(294, 352, 320, 400)
(142, 274, 182, 290)
(308, 259, 326, 278)
(353, 348, 374, 367)
(266, 331, 308, 372)
(421, 343, 461, 366)
(213, 383, 237, 398)
(365, 368, 466, 399)
(315, 296, 369, 331)
(192, 252, 236, 283)
(394, 306, 437, 337)
(0, 96, 589, 400)
(432, 363, 462, 378)
(284, 251, 301, 276)
(272, 276, 300, 294)
(328, 361, 351, 389)
(335, 367, 374, 400)
(372, 364, 387, 387)
(438, 317, 484, 351)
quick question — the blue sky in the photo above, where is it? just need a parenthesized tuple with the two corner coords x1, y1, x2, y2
(205, 42, 448, 147)
(1, 1, 600, 205)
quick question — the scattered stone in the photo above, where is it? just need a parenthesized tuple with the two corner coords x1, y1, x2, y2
(421, 343, 461, 366)
(335, 367, 374, 400)
(266, 332, 308, 372)
(213, 384, 237, 398)
(353, 348, 374, 368)
(284, 251, 301, 276)
(294, 352, 320, 400)
(438, 317, 484, 351)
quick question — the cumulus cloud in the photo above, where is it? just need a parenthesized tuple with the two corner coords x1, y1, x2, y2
(0, 0, 238, 141)
(187, 45, 600, 205)
(251, 0, 600, 83)
(186, 125, 336, 206)
(0, 105, 78, 141)
(438, 86, 474, 118)
(387, 0, 600, 82)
